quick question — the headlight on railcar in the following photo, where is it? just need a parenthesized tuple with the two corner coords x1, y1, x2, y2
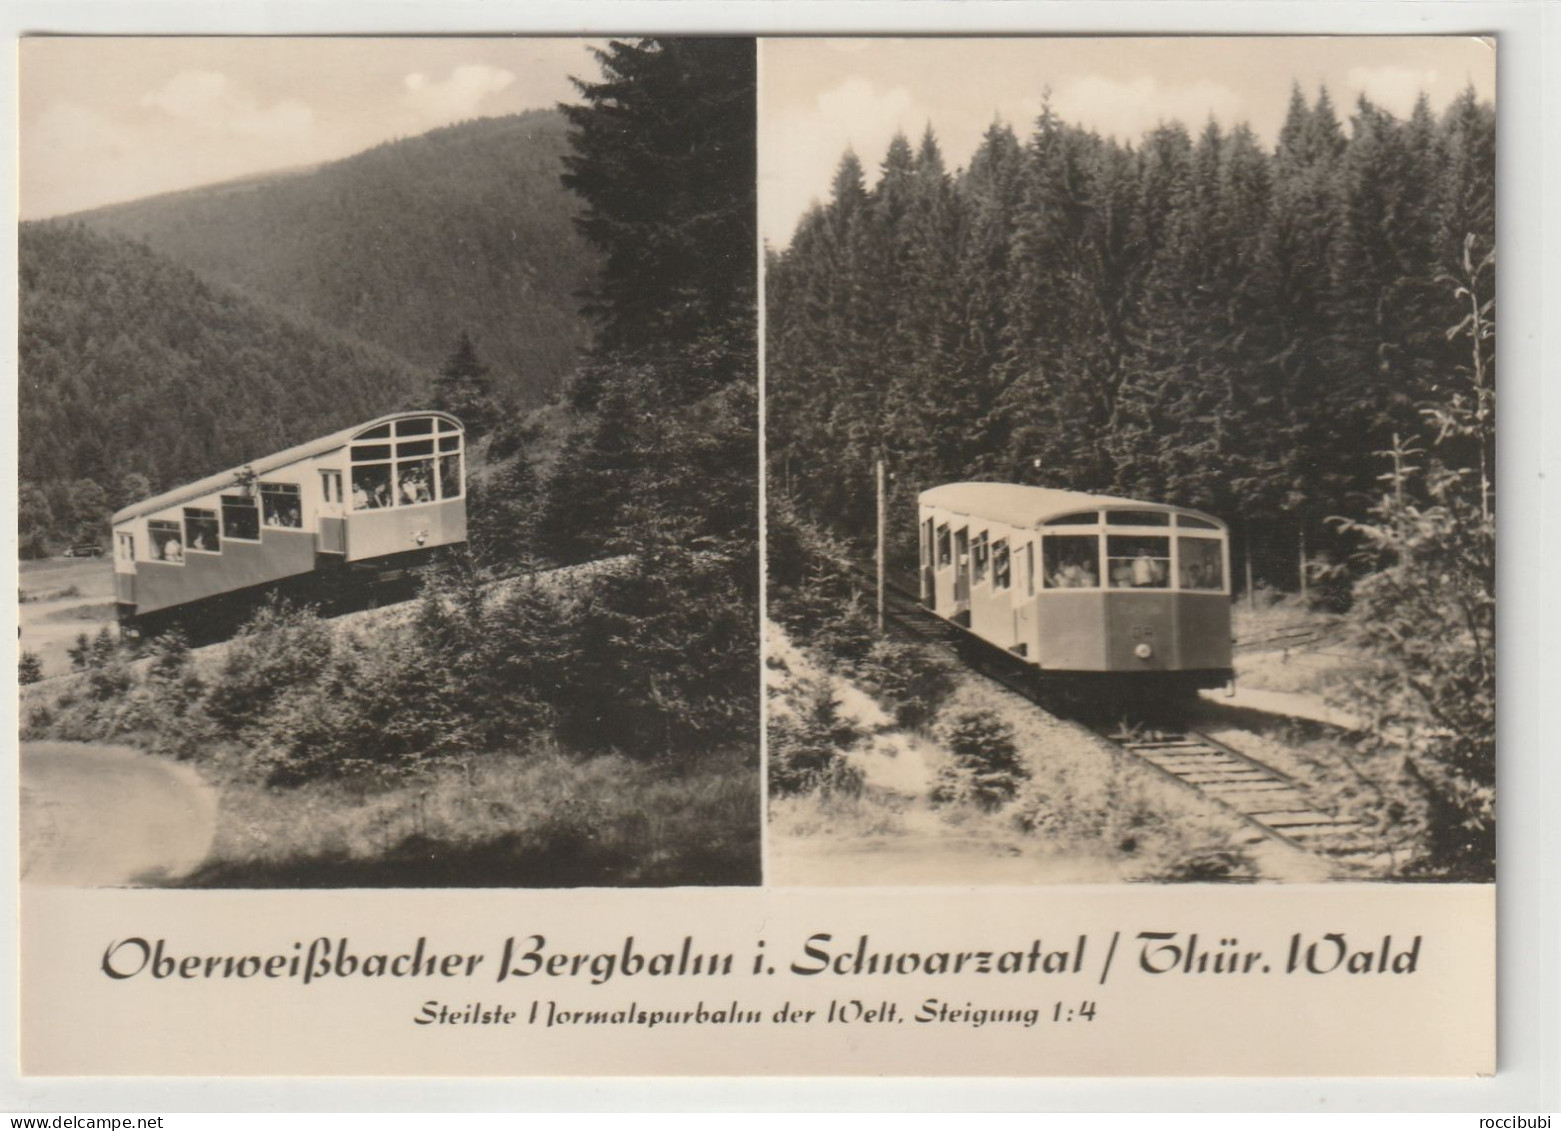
(1134, 643, 1153, 660)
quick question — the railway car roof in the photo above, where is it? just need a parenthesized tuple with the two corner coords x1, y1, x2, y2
(918, 482, 1222, 529)
(111, 410, 462, 525)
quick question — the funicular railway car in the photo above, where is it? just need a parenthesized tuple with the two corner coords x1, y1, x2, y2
(111, 411, 467, 638)
(917, 483, 1233, 693)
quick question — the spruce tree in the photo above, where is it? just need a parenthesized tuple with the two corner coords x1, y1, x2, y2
(432, 331, 502, 439)
(560, 37, 756, 395)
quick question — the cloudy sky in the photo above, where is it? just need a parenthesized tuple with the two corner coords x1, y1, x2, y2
(760, 37, 1495, 247)
(19, 37, 604, 219)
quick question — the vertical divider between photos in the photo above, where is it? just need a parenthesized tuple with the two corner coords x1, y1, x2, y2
(755, 37, 771, 886)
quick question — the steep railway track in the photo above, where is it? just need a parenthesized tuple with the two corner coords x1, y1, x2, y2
(1105, 728, 1359, 850)
(850, 561, 1363, 854)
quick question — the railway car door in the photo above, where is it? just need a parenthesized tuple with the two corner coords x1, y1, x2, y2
(1013, 538, 1039, 657)
(953, 527, 970, 620)
(920, 517, 935, 607)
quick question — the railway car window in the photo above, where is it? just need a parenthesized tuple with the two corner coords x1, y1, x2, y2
(1178, 537, 1224, 591)
(397, 417, 435, 436)
(149, 520, 183, 563)
(221, 495, 260, 541)
(117, 533, 135, 561)
(1105, 510, 1170, 526)
(320, 470, 343, 505)
(1043, 511, 1098, 526)
(357, 424, 391, 440)
(438, 419, 460, 433)
(1043, 535, 1098, 588)
(973, 532, 989, 583)
(397, 458, 435, 505)
(1177, 514, 1219, 530)
(921, 519, 933, 568)
(1107, 535, 1170, 588)
(439, 434, 461, 452)
(1026, 542, 1035, 596)
(992, 539, 1011, 590)
(260, 483, 303, 528)
(397, 439, 435, 457)
(352, 444, 392, 462)
(439, 454, 462, 499)
(184, 508, 220, 553)
(936, 524, 951, 566)
(352, 465, 392, 510)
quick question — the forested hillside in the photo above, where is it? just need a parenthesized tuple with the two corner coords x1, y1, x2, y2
(18, 222, 422, 550)
(767, 87, 1495, 588)
(72, 111, 597, 409)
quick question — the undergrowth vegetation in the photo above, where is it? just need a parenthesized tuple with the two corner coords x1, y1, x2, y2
(24, 566, 760, 887)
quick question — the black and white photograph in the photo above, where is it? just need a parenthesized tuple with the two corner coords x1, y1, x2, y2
(8, 16, 1540, 1093)
(17, 36, 761, 889)
(763, 37, 1496, 887)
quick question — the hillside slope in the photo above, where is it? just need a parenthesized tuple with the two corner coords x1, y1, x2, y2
(72, 111, 598, 408)
(19, 221, 424, 505)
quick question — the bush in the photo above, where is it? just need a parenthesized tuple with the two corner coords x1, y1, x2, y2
(768, 675, 864, 798)
(204, 600, 336, 734)
(561, 546, 758, 760)
(1328, 245, 1496, 882)
(1145, 849, 1257, 883)
(18, 652, 43, 685)
(86, 657, 134, 702)
(854, 637, 956, 730)
(930, 710, 1028, 810)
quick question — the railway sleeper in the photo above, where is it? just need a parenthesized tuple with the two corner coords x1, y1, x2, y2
(1155, 769, 1266, 782)
(1252, 811, 1355, 827)
(1201, 780, 1296, 793)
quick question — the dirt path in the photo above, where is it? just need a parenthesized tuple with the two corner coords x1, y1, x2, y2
(768, 835, 1127, 886)
(1201, 683, 1362, 729)
(20, 741, 218, 887)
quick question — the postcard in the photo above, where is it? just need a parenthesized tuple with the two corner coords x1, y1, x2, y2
(14, 33, 1495, 1079)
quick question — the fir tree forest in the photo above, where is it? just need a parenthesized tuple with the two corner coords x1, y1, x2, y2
(768, 86, 1494, 587)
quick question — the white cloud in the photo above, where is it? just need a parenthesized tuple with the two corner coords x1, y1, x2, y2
(761, 78, 926, 246)
(1048, 75, 1244, 143)
(402, 64, 516, 124)
(814, 78, 920, 154)
(1346, 66, 1439, 117)
(140, 70, 314, 137)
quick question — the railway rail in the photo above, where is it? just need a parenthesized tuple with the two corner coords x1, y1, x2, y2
(849, 560, 1363, 854)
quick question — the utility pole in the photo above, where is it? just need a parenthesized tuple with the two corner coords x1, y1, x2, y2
(875, 455, 886, 635)
(1298, 524, 1308, 601)
(1244, 533, 1255, 614)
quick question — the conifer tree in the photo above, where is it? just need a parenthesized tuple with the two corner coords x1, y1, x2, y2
(432, 331, 502, 439)
(561, 37, 756, 396)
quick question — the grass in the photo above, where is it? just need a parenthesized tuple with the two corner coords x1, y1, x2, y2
(1231, 592, 1364, 698)
(180, 745, 759, 888)
(768, 789, 910, 840)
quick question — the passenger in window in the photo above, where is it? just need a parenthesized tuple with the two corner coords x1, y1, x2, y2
(1129, 549, 1167, 587)
(1065, 561, 1097, 588)
(162, 537, 183, 562)
(399, 468, 431, 505)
